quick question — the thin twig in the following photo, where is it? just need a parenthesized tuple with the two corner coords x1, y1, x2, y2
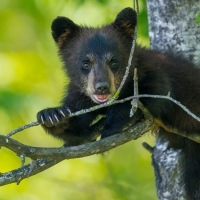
(7, 121, 39, 137)
(110, 27, 138, 100)
(6, 93, 200, 138)
(135, 94, 200, 122)
(133, 0, 139, 14)
(130, 68, 139, 117)
(142, 142, 154, 153)
(110, 1, 139, 100)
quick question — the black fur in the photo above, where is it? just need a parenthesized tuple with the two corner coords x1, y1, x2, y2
(37, 7, 200, 199)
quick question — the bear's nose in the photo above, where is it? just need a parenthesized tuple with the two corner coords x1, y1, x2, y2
(95, 82, 109, 94)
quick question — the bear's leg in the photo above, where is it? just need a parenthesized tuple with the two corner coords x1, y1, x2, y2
(101, 101, 144, 138)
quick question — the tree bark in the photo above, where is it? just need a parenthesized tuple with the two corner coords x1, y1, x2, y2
(147, 0, 200, 63)
(146, 0, 200, 199)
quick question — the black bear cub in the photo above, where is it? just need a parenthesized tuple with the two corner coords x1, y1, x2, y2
(37, 7, 144, 145)
(37, 8, 200, 199)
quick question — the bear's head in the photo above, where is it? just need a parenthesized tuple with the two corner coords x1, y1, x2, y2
(51, 8, 137, 104)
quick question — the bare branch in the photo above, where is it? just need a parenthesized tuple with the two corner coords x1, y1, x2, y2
(111, 27, 138, 100)
(0, 119, 153, 186)
(133, 0, 139, 14)
(7, 121, 39, 137)
(0, 158, 62, 186)
(6, 93, 200, 139)
(2, 92, 200, 185)
(142, 142, 154, 153)
(1, 120, 153, 160)
(130, 68, 139, 117)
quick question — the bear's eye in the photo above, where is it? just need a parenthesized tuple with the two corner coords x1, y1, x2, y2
(82, 61, 91, 70)
(110, 59, 119, 69)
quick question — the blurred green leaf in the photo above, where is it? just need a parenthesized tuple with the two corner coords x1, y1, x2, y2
(195, 13, 200, 24)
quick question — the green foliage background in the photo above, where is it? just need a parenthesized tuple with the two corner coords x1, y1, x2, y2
(0, 0, 156, 199)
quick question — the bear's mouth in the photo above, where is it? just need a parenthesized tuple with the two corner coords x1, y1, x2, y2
(92, 94, 111, 103)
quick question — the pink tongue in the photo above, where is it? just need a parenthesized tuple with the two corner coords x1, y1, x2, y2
(96, 95, 109, 100)
(93, 94, 110, 102)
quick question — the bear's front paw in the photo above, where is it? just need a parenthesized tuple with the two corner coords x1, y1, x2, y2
(37, 107, 71, 127)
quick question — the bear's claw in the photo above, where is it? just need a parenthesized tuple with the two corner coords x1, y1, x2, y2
(37, 107, 71, 127)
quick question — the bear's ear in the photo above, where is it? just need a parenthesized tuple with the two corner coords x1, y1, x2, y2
(112, 7, 137, 38)
(51, 17, 80, 48)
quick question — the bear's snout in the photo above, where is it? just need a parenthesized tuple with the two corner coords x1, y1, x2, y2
(95, 82, 110, 94)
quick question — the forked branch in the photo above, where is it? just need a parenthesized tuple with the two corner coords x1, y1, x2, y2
(0, 118, 153, 186)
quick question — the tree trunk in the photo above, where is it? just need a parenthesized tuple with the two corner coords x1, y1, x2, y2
(147, 0, 200, 63)
(146, 0, 200, 199)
